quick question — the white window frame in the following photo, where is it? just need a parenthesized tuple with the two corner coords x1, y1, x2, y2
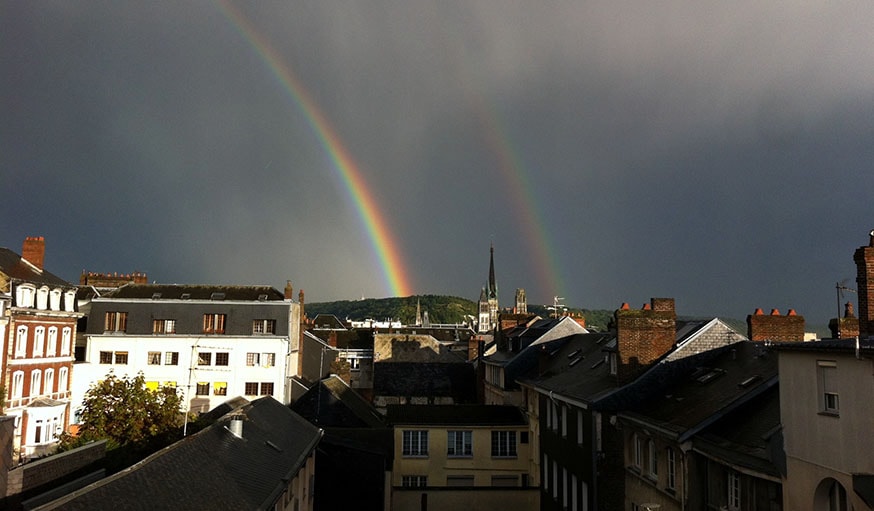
(36, 286, 49, 310)
(633, 434, 643, 468)
(667, 447, 676, 490)
(50, 288, 62, 310)
(58, 367, 69, 394)
(818, 360, 839, 415)
(727, 470, 741, 510)
(60, 327, 71, 356)
(11, 371, 24, 399)
(491, 430, 517, 458)
(15, 326, 27, 358)
(47, 326, 58, 356)
(33, 326, 45, 357)
(402, 430, 429, 457)
(447, 430, 473, 457)
(648, 439, 658, 477)
(31, 369, 42, 397)
(44, 368, 54, 395)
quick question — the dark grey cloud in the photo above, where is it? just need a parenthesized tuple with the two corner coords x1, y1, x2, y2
(3, 1, 874, 325)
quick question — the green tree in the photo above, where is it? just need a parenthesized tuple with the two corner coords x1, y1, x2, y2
(60, 372, 183, 451)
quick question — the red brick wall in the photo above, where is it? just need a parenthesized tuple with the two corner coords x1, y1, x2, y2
(746, 309, 805, 342)
(21, 237, 45, 270)
(855, 235, 874, 338)
(616, 298, 676, 383)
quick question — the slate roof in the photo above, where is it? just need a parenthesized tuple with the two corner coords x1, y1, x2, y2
(769, 337, 874, 353)
(0, 247, 72, 288)
(385, 404, 527, 427)
(692, 384, 783, 479)
(291, 375, 386, 428)
(619, 341, 778, 442)
(99, 283, 285, 301)
(38, 397, 322, 511)
(373, 362, 476, 403)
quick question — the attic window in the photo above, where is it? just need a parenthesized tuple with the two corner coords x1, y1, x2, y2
(738, 375, 761, 388)
(210, 292, 226, 300)
(695, 368, 725, 384)
(567, 349, 581, 359)
(151, 293, 162, 300)
(181, 293, 191, 300)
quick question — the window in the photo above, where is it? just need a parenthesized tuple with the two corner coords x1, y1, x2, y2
(214, 382, 227, 396)
(198, 352, 212, 366)
(667, 447, 676, 490)
(11, 371, 24, 399)
(203, 313, 226, 334)
(47, 326, 58, 356)
(446, 475, 474, 486)
(402, 476, 427, 487)
(44, 368, 54, 395)
(148, 352, 162, 365)
(491, 430, 517, 457)
(31, 370, 42, 396)
(572, 474, 579, 510)
(104, 311, 128, 332)
(543, 454, 549, 491)
(253, 319, 276, 334)
(245, 382, 259, 395)
(247, 352, 260, 366)
(577, 410, 584, 445)
(58, 367, 68, 393)
(447, 430, 473, 457)
(491, 475, 519, 487)
(819, 360, 839, 415)
(648, 440, 658, 477)
(563, 468, 569, 508)
(215, 352, 229, 366)
(145, 381, 160, 392)
(195, 382, 210, 396)
(36, 286, 49, 309)
(50, 288, 62, 310)
(561, 405, 568, 438)
(114, 351, 128, 364)
(165, 352, 179, 365)
(99, 351, 113, 364)
(60, 327, 71, 355)
(727, 471, 741, 510)
(152, 319, 176, 334)
(402, 430, 429, 456)
(262, 353, 275, 367)
(34, 326, 45, 356)
(17, 284, 35, 308)
(260, 382, 274, 395)
(15, 326, 27, 358)
(633, 434, 643, 468)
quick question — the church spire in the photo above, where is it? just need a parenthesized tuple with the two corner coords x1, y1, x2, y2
(488, 242, 497, 299)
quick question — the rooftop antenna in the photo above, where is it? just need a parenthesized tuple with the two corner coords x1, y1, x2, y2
(836, 279, 856, 338)
(548, 296, 566, 318)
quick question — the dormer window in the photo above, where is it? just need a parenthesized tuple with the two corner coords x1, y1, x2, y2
(50, 288, 62, 310)
(36, 286, 49, 310)
(16, 284, 35, 308)
(104, 312, 128, 332)
(64, 290, 76, 312)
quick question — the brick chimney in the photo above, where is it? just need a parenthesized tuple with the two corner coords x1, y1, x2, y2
(284, 280, 294, 300)
(829, 302, 860, 339)
(747, 308, 805, 342)
(854, 229, 874, 338)
(615, 297, 676, 384)
(22, 236, 45, 270)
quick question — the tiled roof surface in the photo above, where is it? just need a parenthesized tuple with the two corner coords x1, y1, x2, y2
(291, 376, 385, 428)
(373, 362, 476, 403)
(0, 248, 72, 288)
(100, 283, 285, 301)
(40, 397, 322, 511)
(385, 404, 527, 426)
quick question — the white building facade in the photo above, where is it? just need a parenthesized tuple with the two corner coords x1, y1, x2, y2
(74, 284, 301, 419)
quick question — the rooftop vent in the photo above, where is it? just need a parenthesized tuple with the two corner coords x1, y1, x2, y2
(151, 293, 162, 300)
(228, 414, 244, 439)
(258, 294, 268, 301)
(181, 293, 191, 300)
(210, 292, 226, 300)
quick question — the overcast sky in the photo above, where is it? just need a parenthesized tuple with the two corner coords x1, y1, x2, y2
(3, 2, 873, 325)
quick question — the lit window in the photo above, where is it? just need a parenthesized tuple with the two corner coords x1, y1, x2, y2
(262, 353, 275, 367)
(203, 314, 226, 334)
(402, 430, 429, 456)
(247, 352, 260, 366)
(165, 352, 179, 365)
(447, 430, 473, 457)
(145, 381, 160, 392)
(214, 382, 228, 396)
(104, 312, 128, 332)
(491, 430, 517, 457)
(148, 352, 162, 365)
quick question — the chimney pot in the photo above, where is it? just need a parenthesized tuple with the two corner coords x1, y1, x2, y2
(770, 308, 781, 316)
(788, 309, 797, 316)
(754, 308, 764, 315)
(620, 302, 630, 310)
(642, 303, 652, 310)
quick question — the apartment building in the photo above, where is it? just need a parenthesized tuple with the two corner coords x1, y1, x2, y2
(74, 283, 301, 418)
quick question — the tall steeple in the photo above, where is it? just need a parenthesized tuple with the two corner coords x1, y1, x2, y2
(488, 242, 497, 299)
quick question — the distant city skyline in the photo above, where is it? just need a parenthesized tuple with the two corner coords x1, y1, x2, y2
(3, 2, 874, 325)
